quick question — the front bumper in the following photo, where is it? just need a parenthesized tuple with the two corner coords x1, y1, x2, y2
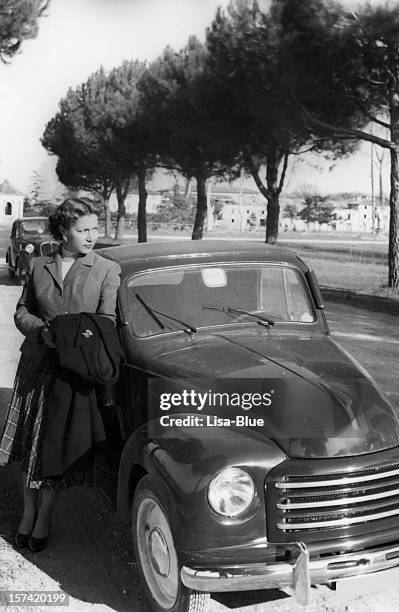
(181, 540, 399, 605)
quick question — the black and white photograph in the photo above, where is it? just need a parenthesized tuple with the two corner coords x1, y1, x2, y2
(1, 1, 399, 611)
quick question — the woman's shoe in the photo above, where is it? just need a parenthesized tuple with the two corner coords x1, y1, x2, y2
(14, 532, 31, 548)
(28, 533, 49, 553)
(14, 512, 38, 548)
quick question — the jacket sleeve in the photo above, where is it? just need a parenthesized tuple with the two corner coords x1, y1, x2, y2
(14, 259, 45, 336)
(96, 261, 121, 321)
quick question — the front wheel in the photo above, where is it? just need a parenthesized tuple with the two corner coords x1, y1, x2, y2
(132, 476, 210, 612)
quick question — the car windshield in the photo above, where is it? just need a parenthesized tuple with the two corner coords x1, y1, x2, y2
(20, 220, 48, 235)
(126, 264, 315, 337)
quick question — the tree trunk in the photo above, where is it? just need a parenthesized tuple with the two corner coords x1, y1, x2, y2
(104, 196, 111, 237)
(100, 182, 114, 237)
(249, 167, 280, 243)
(137, 167, 147, 243)
(265, 191, 280, 243)
(115, 182, 126, 241)
(245, 150, 287, 244)
(206, 180, 214, 231)
(388, 146, 399, 288)
(192, 174, 207, 240)
(265, 152, 281, 244)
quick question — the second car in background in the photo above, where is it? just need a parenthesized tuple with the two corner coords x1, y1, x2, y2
(6, 217, 58, 284)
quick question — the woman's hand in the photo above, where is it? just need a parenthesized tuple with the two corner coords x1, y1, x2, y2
(40, 323, 56, 348)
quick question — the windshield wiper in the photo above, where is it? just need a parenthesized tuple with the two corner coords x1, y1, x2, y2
(136, 293, 197, 336)
(202, 304, 275, 327)
(135, 293, 165, 330)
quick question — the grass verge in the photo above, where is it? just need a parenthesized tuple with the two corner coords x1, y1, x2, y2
(297, 253, 399, 301)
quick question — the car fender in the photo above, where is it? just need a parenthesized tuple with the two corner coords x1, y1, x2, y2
(117, 419, 287, 552)
(7, 246, 15, 267)
(116, 425, 180, 525)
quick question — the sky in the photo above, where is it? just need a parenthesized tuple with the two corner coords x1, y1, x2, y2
(0, 0, 230, 193)
(0, 0, 391, 197)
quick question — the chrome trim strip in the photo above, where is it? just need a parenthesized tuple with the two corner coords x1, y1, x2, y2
(277, 487, 399, 509)
(181, 540, 399, 599)
(277, 506, 399, 530)
(275, 467, 399, 489)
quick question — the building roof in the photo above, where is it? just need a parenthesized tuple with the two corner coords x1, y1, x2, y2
(0, 179, 23, 195)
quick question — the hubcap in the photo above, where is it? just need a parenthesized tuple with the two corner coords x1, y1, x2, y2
(136, 496, 179, 608)
(149, 527, 170, 577)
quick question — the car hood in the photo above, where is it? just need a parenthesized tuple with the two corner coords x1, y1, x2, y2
(150, 329, 399, 459)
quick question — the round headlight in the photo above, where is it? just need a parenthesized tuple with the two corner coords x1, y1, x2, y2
(25, 243, 35, 254)
(208, 467, 255, 517)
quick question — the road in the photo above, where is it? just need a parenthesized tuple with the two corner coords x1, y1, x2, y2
(1, 262, 399, 612)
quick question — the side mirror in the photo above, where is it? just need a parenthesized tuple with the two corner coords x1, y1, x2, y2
(306, 269, 324, 310)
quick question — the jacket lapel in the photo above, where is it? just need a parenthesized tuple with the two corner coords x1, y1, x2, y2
(44, 252, 63, 293)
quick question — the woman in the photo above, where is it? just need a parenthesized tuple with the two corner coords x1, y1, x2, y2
(0, 197, 121, 552)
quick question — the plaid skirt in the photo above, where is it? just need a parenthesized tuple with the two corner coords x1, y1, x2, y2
(0, 355, 102, 490)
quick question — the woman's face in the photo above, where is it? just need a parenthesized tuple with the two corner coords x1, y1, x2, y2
(62, 213, 99, 255)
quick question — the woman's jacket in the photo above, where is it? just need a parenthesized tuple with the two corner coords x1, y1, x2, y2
(15, 248, 121, 336)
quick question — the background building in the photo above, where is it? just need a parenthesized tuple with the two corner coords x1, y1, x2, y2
(0, 180, 24, 225)
(331, 198, 389, 233)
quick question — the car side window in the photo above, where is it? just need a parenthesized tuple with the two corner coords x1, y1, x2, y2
(260, 267, 315, 322)
(11, 222, 17, 239)
(284, 268, 315, 322)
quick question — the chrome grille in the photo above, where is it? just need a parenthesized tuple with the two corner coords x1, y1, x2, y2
(40, 241, 59, 256)
(274, 463, 399, 533)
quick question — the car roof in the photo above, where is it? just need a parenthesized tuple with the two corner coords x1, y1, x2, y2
(19, 217, 48, 221)
(98, 240, 308, 276)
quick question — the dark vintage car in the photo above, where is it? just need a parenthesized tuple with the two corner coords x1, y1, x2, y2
(6, 217, 59, 283)
(6, 217, 120, 283)
(96, 240, 399, 612)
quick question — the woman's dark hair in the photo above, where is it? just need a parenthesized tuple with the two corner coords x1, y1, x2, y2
(48, 197, 96, 241)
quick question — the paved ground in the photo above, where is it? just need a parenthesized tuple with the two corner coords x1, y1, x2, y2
(1, 262, 399, 612)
